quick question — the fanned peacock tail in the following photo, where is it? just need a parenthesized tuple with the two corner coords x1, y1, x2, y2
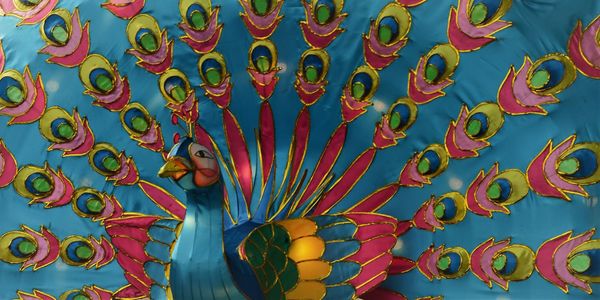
(0, 0, 599, 299)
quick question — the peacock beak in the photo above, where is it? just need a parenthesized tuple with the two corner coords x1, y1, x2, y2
(158, 157, 191, 180)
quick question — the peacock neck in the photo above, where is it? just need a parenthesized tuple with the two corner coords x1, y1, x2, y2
(169, 183, 247, 300)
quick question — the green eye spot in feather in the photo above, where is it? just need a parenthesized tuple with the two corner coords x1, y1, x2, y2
(190, 10, 207, 29)
(138, 32, 159, 52)
(558, 157, 579, 175)
(51, 26, 69, 44)
(205, 68, 222, 86)
(255, 56, 271, 74)
(425, 64, 439, 83)
(437, 255, 451, 270)
(6, 86, 24, 104)
(351, 82, 366, 99)
(75, 245, 93, 260)
(569, 253, 591, 273)
(466, 119, 482, 136)
(131, 116, 149, 133)
(94, 74, 114, 93)
(389, 112, 402, 130)
(378, 24, 394, 45)
(315, 4, 332, 25)
(251, 0, 271, 16)
(487, 182, 501, 200)
(530, 69, 550, 89)
(434, 203, 445, 219)
(102, 157, 120, 172)
(85, 198, 104, 213)
(417, 158, 430, 174)
(57, 123, 75, 139)
(493, 254, 507, 271)
(470, 3, 488, 25)
(32, 177, 52, 193)
(17, 240, 36, 256)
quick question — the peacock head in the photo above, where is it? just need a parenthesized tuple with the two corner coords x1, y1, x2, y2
(158, 137, 221, 191)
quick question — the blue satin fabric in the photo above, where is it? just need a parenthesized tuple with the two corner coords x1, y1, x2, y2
(0, 0, 599, 299)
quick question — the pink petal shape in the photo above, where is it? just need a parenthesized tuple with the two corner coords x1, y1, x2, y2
(300, 22, 343, 49)
(412, 197, 437, 231)
(341, 92, 369, 122)
(445, 122, 478, 158)
(101, 0, 144, 19)
(568, 22, 600, 78)
(9, 74, 46, 125)
(535, 232, 571, 292)
(408, 71, 444, 104)
(44, 170, 74, 207)
(475, 164, 510, 214)
(553, 231, 594, 293)
(457, 0, 510, 37)
(295, 75, 326, 106)
(373, 119, 406, 149)
(417, 247, 435, 280)
(241, 13, 282, 40)
(427, 247, 443, 278)
(349, 184, 400, 214)
(295, 124, 347, 209)
(466, 172, 492, 216)
(180, 25, 223, 54)
(63, 118, 95, 156)
(179, 7, 220, 42)
(0, 141, 17, 187)
(527, 142, 569, 200)
(580, 17, 600, 66)
(415, 57, 453, 93)
(115, 159, 139, 185)
(314, 148, 377, 215)
(470, 238, 494, 286)
(513, 58, 558, 106)
(367, 23, 407, 56)
(448, 8, 495, 52)
(223, 109, 253, 207)
(543, 136, 587, 195)
(1, 69, 37, 116)
(47, 23, 90, 67)
(497, 67, 546, 115)
(136, 41, 173, 74)
(481, 240, 510, 288)
(364, 37, 402, 70)
(398, 156, 426, 187)
(454, 106, 488, 150)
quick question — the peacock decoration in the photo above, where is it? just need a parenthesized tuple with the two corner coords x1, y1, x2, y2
(0, 0, 599, 299)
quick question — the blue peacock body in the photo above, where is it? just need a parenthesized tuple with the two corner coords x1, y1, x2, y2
(0, 0, 600, 299)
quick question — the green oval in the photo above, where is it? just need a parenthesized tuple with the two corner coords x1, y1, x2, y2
(417, 158, 430, 175)
(205, 68, 222, 86)
(434, 203, 445, 219)
(569, 253, 591, 273)
(139, 32, 159, 53)
(57, 123, 75, 139)
(86, 198, 104, 213)
(252, 0, 270, 16)
(131, 116, 149, 133)
(33, 177, 52, 193)
(51, 25, 69, 45)
(493, 254, 507, 271)
(190, 11, 207, 30)
(466, 119, 482, 137)
(72, 294, 90, 300)
(389, 112, 402, 130)
(558, 157, 579, 175)
(425, 64, 440, 83)
(470, 3, 488, 25)
(170, 86, 188, 103)
(530, 69, 550, 89)
(75, 245, 93, 260)
(304, 66, 319, 83)
(255, 56, 271, 74)
(487, 182, 502, 200)
(17, 240, 36, 255)
(378, 25, 394, 45)
(102, 156, 120, 172)
(437, 255, 451, 271)
(6, 86, 24, 104)
(95, 74, 114, 93)
(351, 82, 366, 99)
(315, 4, 332, 25)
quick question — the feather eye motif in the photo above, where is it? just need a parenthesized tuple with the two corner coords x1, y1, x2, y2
(295, 48, 330, 105)
(413, 192, 466, 232)
(0, 225, 59, 271)
(88, 143, 139, 186)
(300, 0, 347, 49)
(448, 0, 512, 52)
(399, 144, 449, 187)
(39, 107, 95, 156)
(373, 97, 417, 149)
(528, 135, 600, 201)
(363, 3, 411, 70)
(536, 230, 600, 294)
(248, 40, 280, 100)
(340, 65, 379, 122)
(498, 54, 577, 115)
(197, 52, 232, 108)
(568, 16, 600, 78)
(101, 0, 145, 19)
(0, 140, 17, 188)
(13, 164, 74, 208)
(417, 246, 470, 281)
(79, 54, 131, 111)
(159, 69, 198, 123)
(0, 68, 47, 125)
(59, 236, 114, 269)
(126, 14, 174, 74)
(120, 103, 165, 152)
(0, 0, 58, 25)
(72, 188, 123, 223)
(466, 163, 528, 217)
(445, 102, 504, 158)
(56, 286, 113, 300)
(408, 43, 460, 104)
(179, 0, 223, 54)
(239, 0, 284, 39)
(471, 239, 535, 290)
(39, 9, 90, 67)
